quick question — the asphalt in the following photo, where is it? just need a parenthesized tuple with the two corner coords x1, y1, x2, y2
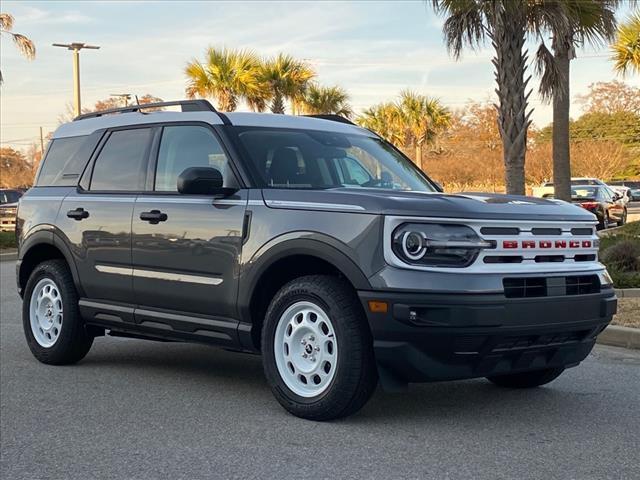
(1, 259, 639, 480)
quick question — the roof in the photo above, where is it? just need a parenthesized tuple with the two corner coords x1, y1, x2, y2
(53, 109, 374, 140)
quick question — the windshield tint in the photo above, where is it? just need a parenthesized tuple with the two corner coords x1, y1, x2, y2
(571, 186, 598, 199)
(230, 127, 436, 192)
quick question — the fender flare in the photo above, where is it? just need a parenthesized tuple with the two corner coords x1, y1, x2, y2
(18, 226, 84, 297)
(238, 233, 371, 322)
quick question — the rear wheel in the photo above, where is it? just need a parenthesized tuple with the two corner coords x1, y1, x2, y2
(486, 367, 565, 389)
(22, 259, 93, 365)
(262, 275, 377, 421)
(617, 208, 627, 227)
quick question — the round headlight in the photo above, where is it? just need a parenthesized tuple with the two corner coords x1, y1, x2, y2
(402, 231, 427, 260)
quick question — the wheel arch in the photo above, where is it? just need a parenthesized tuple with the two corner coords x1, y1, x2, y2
(238, 235, 371, 351)
(18, 228, 83, 298)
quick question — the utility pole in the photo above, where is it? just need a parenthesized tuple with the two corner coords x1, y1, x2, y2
(52, 42, 100, 117)
(39, 127, 45, 156)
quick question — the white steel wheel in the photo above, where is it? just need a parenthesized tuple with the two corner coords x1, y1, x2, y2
(274, 301, 338, 398)
(29, 278, 63, 348)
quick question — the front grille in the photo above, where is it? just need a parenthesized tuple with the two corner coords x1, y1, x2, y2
(503, 275, 600, 298)
(566, 275, 600, 295)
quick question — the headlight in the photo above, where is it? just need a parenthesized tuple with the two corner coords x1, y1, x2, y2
(392, 223, 493, 268)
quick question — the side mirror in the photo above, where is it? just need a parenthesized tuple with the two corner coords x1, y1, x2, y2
(612, 192, 622, 201)
(177, 167, 231, 196)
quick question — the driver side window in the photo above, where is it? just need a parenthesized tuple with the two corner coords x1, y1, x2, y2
(154, 125, 235, 192)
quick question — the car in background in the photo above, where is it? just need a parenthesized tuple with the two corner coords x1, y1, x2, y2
(0, 189, 23, 232)
(609, 180, 640, 201)
(609, 185, 633, 206)
(532, 178, 608, 198)
(571, 185, 626, 230)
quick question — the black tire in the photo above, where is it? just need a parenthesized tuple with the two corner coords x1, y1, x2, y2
(596, 210, 607, 231)
(486, 367, 565, 389)
(261, 275, 377, 421)
(617, 209, 627, 227)
(22, 259, 93, 365)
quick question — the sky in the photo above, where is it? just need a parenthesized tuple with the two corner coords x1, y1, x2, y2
(1, 0, 639, 152)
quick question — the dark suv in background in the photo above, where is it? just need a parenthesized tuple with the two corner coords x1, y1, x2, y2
(16, 100, 616, 420)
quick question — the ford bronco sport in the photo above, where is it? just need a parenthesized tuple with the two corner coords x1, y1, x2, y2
(16, 100, 617, 420)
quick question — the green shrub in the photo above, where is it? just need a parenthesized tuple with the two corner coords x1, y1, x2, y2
(0, 231, 17, 249)
(601, 239, 640, 272)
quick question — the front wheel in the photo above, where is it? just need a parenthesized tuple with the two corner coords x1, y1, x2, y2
(22, 259, 93, 365)
(486, 367, 565, 388)
(261, 275, 377, 421)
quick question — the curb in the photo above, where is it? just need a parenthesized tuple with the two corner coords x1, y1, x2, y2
(597, 325, 640, 350)
(0, 249, 18, 262)
(615, 288, 640, 298)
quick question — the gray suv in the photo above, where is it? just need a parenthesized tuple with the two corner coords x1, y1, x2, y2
(16, 100, 616, 420)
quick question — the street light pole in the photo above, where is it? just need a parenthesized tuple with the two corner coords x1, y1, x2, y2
(52, 43, 100, 117)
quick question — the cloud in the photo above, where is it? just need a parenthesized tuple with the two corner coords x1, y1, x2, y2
(16, 5, 94, 25)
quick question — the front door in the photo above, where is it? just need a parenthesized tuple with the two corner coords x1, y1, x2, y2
(131, 124, 246, 322)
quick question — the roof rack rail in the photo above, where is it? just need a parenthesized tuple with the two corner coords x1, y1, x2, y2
(303, 114, 356, 126)
(73, 99, 231, 125)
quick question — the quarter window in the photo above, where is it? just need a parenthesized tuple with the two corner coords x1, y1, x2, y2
(36, 136, 88, 186)
(90, 129, 152, 191)
(155, 125, 234, 191)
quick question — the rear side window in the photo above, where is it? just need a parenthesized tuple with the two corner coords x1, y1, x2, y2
(36, 136, 89, 186)
(90, 129, 152, 191)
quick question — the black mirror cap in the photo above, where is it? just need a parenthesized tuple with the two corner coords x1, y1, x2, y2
(177, 167, 226, 195)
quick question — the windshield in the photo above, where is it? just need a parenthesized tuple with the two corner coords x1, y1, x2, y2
(230, 127, 437, 192)
(571, 186, 598, 199)
(0, 190, 21, 204)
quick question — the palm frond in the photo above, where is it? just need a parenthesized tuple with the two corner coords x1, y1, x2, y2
(0, 13, 14, 31)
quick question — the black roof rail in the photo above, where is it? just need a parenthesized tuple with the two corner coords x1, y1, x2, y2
(73, 99, 231, 125)
(303, 114, 356, 126)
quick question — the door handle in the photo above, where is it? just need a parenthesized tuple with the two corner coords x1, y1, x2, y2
(67, 208, 89, 220)
(140, 210, 168, 224)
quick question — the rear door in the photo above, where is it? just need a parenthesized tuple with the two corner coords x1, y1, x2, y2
(131, 124, 247, 325)
(59, 127, 154, 305)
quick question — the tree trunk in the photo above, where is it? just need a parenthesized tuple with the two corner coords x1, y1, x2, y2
(415, 144, 423, 170)
(271, 93, 285, 114)
(492, 4, 531, 196)
(552, 42, 572, 202)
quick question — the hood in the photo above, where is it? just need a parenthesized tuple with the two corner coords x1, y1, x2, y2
(262, 188, 596, 222)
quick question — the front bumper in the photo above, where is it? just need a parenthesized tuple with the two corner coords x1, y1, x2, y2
(358, 288, 616, 388)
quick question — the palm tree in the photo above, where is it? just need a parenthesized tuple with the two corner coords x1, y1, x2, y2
(185, 47, 267, 111)
(0, 13, 36, 84)
(298, 84, 353, 117)
(357, 92, 451, 167)
(612, 11, 640, 76)
(431, 1, 564, 195)
(262, 53, 316, 114)
(397, 90, 451, 168)
(357, 103, 405, 146)
(534, 1, 619, 201)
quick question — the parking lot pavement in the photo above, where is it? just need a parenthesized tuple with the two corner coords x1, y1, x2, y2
(627, 201, 640, 222)
(2, 259, 639, 480)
